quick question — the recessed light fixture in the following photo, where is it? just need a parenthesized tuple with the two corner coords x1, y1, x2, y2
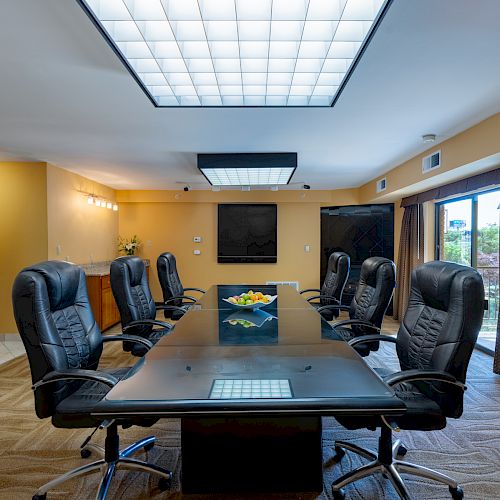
(422, 134, 436, 143)
(78, 0, 389, 107)
(198, 153, 297, 186)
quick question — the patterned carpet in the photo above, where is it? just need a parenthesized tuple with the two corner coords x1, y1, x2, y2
(0, 339, 499, 500)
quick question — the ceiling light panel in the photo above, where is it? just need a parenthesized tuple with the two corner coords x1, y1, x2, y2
(81, 0, 387, 106)
(201, 167, 296, 186)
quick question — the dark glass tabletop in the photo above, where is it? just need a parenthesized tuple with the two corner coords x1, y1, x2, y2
(193, 284, 314, 310)
(94, 285, 405, 418)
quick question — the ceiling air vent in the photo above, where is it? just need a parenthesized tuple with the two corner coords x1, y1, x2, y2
(376, 177, 387, 193)
(422, 150, 441, 173)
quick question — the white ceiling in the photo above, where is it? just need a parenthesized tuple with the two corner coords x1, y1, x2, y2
(0, 0, 500, 190)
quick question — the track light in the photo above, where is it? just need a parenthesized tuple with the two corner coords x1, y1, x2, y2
(106, 201, 112, 209)
(303, 184, 311, 190)
(95, 199, 101, 207)
(113, 204, 118, 211)
(183, 185, 191, 192)
(87, 195, 94, 205)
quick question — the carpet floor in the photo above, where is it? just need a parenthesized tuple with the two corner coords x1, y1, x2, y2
(0, 339, 499, 500)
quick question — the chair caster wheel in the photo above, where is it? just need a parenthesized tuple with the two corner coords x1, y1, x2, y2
(33, 495, 47, 500)
(449, 486, 464, 499)
(158, 477, 171, 491)
(397, 444, 408, 457)
(333, 445, 345, 462)
(80, 448, 92, 459)
(332, 488, 345, 499)
(144, 442, 154, 452)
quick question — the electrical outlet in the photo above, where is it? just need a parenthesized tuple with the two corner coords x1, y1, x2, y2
(193, 249, 201, 255)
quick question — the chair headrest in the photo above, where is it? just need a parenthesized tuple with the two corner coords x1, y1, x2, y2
(158, 252, 176, 271)
(328, 252, 349, 272)
(359, 256, 395, 288)
(21, 261, 81, 311)
(112, 256, 144, 286)
(413, 260, 477, 311)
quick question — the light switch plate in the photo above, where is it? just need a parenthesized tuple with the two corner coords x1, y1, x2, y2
(193, 236, 202, 243)
(304, 245, 311, 253)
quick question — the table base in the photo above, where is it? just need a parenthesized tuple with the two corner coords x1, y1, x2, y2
(181, 416, 323, 494)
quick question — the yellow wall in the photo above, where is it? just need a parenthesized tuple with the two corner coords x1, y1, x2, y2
(47, 164, 119, 263)
(0, 162, 48, 332)
(359, 112, 500, 204)
(117, 189, 360, 300)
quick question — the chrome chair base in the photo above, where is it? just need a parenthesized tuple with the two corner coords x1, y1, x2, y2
(332, 435, 464, 500)
(32, 436, 171, 500)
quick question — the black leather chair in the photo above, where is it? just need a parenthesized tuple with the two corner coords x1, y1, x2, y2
(299, 252, 350, 321)
(110, 256, 184, 356)
(12, 261, 171, 500)
(319, 256, 396, 356)
(331, 261, 484, 500)
(157, 252, 206, 320)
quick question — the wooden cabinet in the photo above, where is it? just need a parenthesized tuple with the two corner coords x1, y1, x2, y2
(86, 265, 150, 332)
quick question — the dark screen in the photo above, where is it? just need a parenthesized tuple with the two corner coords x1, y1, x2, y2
(218, 204, 277, 263)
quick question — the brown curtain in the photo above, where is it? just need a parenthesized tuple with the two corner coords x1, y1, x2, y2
(393, 204, 424, 321)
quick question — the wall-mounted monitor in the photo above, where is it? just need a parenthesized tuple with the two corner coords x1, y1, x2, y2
(218, 204, 277, 263)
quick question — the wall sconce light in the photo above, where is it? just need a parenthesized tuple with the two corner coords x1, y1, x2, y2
(84, 192, 118, 213)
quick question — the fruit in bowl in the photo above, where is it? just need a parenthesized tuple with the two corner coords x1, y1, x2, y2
(227, 290, 272, 306)
(228, 319, 255, 328)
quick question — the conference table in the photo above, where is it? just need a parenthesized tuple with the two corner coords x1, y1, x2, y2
(94, 285, 405, 493)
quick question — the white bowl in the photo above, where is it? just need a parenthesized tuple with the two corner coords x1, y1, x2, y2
(222, 295, 278, 310)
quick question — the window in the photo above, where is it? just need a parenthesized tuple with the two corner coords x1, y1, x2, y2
(436, 188, 500, 353)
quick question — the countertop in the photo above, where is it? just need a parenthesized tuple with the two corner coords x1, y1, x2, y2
(82, 259, 150, 276)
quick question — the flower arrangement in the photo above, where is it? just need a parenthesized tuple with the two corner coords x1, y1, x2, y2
(118, 235, 141, 256)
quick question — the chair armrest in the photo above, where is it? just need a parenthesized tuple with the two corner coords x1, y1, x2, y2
(384, 369, 465, 391)
(317, 304, 350, 314)
(299, 288, 321, 295)
(307, 295, 340, 304)
(32, 369, 118, 390)
(155, 303, 188, 312)
(123, 319, 173, 332)
(332, 320, 380, 332)
(348, 334, 396, 347)
(184, 287, 206, 294)
(164, 295, 197, 304)
(102, 335, 153, 351)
